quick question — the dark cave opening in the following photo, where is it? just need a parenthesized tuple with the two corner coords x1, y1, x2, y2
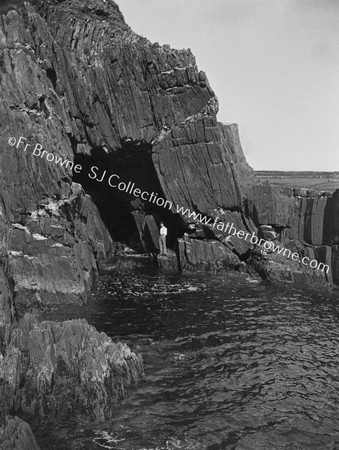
(72, 141, 183, 252)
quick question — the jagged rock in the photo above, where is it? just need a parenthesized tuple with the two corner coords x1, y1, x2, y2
(247, 184, 297, 227)
(0, 0, 338, 324)
(178, 237, 240, 271)
(1, 2, 337, 450)
(0, 316, 144, 421)
(132, 212, 161, 254)
(248, 184, 339, 283)
(0, 0, 227, 314)
(153, 116, 244, 213)
(323, 190, 339, 245)
(0, 264, 14, 348)
(5, 183, 112, 314)
(157, 249, 178, 271)
(0, 416, 40, 450)
(247, 248, 328, 285)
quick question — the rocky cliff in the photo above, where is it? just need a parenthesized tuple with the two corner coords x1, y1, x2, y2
(1, 0, 336, 318)
(1, 316, 144, 421)
(246, 185, 338, 284)
(0, 416, 40, 450)
(0, 0, 338, 446)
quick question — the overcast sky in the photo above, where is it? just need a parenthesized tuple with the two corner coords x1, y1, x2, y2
(116, 0, 339, 171)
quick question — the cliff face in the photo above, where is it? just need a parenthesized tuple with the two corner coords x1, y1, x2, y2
(0, 316, 144, 421)
(0, 0, 251, 319)
(0, 416, 40, 450)
(0, 0, 338, 446)
(247, 185, 338, 284)
(0, 0, 337, 324)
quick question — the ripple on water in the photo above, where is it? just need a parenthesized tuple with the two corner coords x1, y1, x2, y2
(38, 259, 339, 449)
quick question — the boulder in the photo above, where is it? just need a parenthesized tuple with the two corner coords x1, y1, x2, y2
(0, 316, 144, 421)
(157, 249, 179, 271)
(0, 416, 40, 450)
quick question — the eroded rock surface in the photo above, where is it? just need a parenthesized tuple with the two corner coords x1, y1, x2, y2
(247, 184, 338, 283)
(0, 316, 144, 421)
(0, 0, 337, 306)
(0, 416, 40, 450)
(0, 0, 337, 446)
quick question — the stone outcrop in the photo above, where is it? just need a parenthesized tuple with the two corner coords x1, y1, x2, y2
(177, 237, 241, 272)
(247, 184, 338, 284)
(0, 0, 118, 317)
(0, 316, 144, 421)
(0, 416, 40, 450)
(7, 183, 112, 315)
(157, 250, 179, 271)
(0, 0, 337, 447)
(247, 246, 329, 285)
(0, 0, 336, 304)
(0, 264, 14, 350)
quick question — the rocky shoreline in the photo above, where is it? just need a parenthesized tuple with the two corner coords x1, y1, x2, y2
(0, 0, 338, 447)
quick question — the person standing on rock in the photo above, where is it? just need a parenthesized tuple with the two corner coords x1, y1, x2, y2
(159, 222, 168, 256)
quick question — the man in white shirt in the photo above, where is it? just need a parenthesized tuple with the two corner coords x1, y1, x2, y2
(159, 222, 168, 256)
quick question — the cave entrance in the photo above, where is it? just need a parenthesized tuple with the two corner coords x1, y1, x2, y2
(73, 140, 181, 252)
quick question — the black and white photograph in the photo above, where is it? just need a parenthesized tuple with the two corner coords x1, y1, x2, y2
(0, 0, 338, 449)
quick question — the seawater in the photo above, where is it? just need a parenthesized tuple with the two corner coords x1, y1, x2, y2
(38, 256, 339, 450)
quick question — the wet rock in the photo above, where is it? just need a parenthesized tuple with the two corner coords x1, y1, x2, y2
(217, 122, 255, 187)
(178, 237, 240, 271)
(157, 249, 178, 271)
(1, 316, 144, 421)
(0, 416, 40, 450)
(247, 247, 328, 285)
(247, 184, 339, 284)
(0, 0, 337, 314)
(6, 183, 113, 314)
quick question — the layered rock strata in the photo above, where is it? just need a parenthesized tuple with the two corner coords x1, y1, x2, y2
(0, 316, 144, 421)
(0, 0, 336, 308)
(0, 0, 337, 447)
(0, 416, 40, 450)
(247, 185, 338, 284)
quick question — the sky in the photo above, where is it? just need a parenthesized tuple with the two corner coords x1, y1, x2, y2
(116, 0, 339, 171)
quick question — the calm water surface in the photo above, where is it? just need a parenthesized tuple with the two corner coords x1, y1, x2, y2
(38, 256, 339, 450)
